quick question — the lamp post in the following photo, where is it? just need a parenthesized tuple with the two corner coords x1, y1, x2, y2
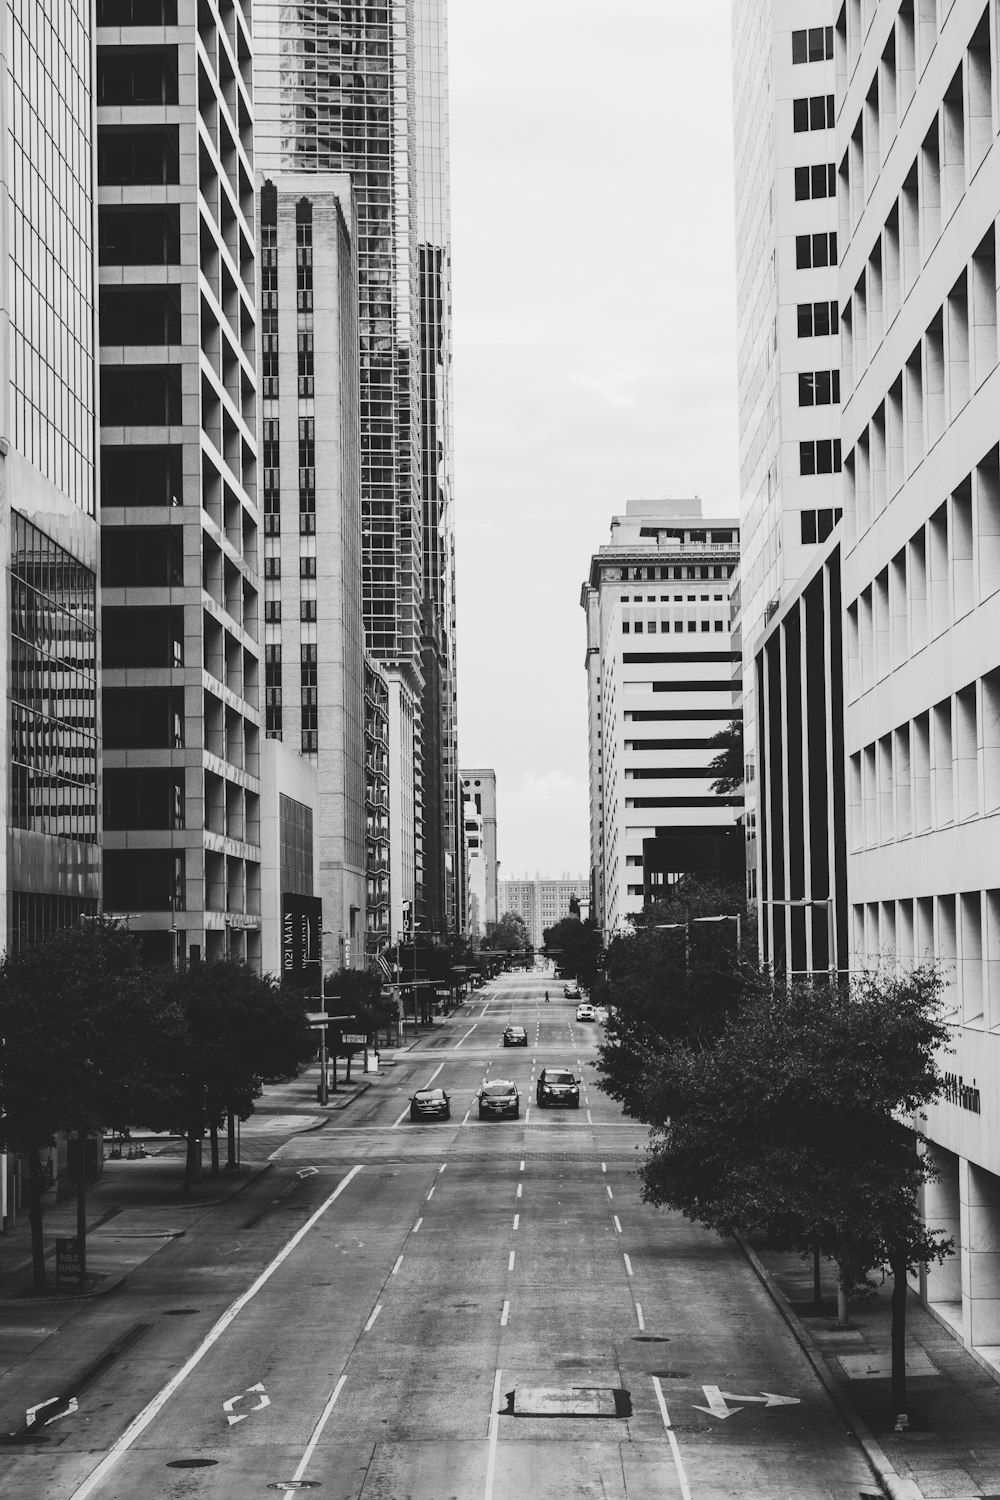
(760, 896, 837, 980)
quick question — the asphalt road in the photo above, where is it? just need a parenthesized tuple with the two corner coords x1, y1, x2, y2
(0, 970, 875, 1499)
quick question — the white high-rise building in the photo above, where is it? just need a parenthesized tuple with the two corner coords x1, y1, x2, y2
(581, 501, 742, 938)
(839, 0, 1000, 1359)
(732, 1, 843, 936)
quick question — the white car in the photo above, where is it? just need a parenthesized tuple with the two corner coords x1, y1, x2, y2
(576, 1002, 597, 1022)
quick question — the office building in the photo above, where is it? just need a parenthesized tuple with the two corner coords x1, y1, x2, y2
(98, 0, 261, 966)
(731, 0, 842, 939)
(839, 0, 1000, 1362)
(461, 769, 497, 938)
(581, 501, 742, 938)
(256, 173, 373, 968)
(254, 1, 459, 946)
(499, 878, 590, 951)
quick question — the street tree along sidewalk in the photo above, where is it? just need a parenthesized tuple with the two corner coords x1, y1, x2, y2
(0, 917, 183, 1292)
(542, 915, 603, 994)
(631, 964, 952, 1422)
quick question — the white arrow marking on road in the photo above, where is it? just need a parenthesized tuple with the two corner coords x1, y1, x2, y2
(223, 1383, 270, 1425)
(297, 1167, 318, 1178)
(27, 1396, 78, 1427)
(45, 1397, 78, 1425)
(693, 1385, 741, 1419)
(721, 1391, 800, 1407)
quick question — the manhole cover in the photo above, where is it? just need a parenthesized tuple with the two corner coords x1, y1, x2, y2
(652, 1370, 690, 1379)
(633, 1335, 670, 1343)
(0, 1434, 50, 1445)
(162, 1309, 199, 1316)
(267, 1484, 321, 1492)
(166, 1459, 218, 1469)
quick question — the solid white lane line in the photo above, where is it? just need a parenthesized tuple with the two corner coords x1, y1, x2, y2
(391, 1107, 410, 1128)
(516, 1183, 522, 1198)
(391, 1255, 403, 1276)
(606, 1185, 614, 1200)
(508, 1251, 515, 1270)
(613, 1215, 622, 1234)
(413, 1218, 422, 1233)
(513, 1214, 519, 1230)
(635, 1302, 645, 1330)
(426, 1185, 435, 1200)
(68, 1165, 364, 1500)
(500, 1302, 509, 1327)
(292, 1374, 347, 1482)
(484, 1367, 504, 1500)
(364, 1304, 382, 1331)
(425, 1062, 445, 1087)
(652, 1376, 693, 1500)
(455, 1024, 478, 1048)
(624, 1254, 633, 1276)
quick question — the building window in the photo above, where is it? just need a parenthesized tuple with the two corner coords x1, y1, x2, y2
(265, 600, 281, 623)
(797, 300, 839, 337)
(798, 370, 841, 406)
(300, 556, 317, 579)
(794, 163, 836, 200)
(799, 439, 843, 475)
(300, 599, 317, 622)
(264, 556, 281, 578)
(793, 95, 835, 131)
(800, 507, 843, 543)
(796, 232, 838, 268)
(792, 26, 834, 63)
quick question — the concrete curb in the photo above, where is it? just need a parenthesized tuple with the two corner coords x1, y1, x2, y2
(735, 1234, 926, 1500)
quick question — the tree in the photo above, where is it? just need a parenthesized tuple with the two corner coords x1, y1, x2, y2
(707, 718, 744, 795)
(0, 917, 179, 1291)
(490, 912, 531, 954)
(159, 961, 313, 1195)
(568, 894, 581, 918)
(542, 915, 603, 994)
(637, 965, 952, 1420)
(324, 967, 397, 1075)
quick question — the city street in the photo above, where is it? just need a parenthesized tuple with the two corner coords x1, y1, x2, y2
(0, 971, 875, 1499)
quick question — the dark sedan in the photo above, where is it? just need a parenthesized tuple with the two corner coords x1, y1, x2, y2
(536, 1068, 580, 1108)
(409, 1087, 451, 1122)
(478, 1079, 520, 1120)
(503, 1025, 528, 1047)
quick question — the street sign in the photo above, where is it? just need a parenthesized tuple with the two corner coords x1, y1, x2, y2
(341, 1033, 367, 1045)
(55, 1238, 81, 1285)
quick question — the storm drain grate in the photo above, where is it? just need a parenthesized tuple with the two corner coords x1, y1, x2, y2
(166, 1459, 218, 1469)
(503, 1386, 632, 1418)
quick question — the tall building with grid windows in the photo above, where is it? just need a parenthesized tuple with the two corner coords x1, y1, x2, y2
(97, 0, 261, 967)
(254, 0, 458, 947)
(732, 2, 843, 965)
(500, 879, 590, 951)
(2, 0, 102, 955)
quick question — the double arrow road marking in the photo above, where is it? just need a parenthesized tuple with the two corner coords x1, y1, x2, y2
(223, 1382, 271, 1425)
(693, 1385, 800, 1420)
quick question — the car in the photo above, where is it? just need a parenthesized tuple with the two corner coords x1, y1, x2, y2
(503, 1025, 528, 1047)
(536, 1067, 580, 1108)
(576, 1003, 597, 1022)
(409, 1087, 451, 1122)
(478, 1078, 520, 1119)
(563, 982, 581, 999)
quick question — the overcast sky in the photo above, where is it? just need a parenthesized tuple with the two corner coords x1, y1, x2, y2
(449, 1, 740, 881)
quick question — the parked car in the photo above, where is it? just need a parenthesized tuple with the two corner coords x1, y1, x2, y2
(536, 1068, 580, 1108)
(478, 1078, 520, 1119)
(575, 1003, 597, 1022)
(563, 982, 581, 999)
(409, 1087, 450, 1122)
(503, 1025, 528, 1047)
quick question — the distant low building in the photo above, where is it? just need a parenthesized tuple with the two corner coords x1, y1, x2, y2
(500, 878, 590, 950)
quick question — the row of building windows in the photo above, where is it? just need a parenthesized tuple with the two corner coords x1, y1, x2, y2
(851, 890, 1000, 1028)
(800, 437, 843, 475)
(799, 369, 841, 406)
(264, 556, 317, 579)
(796, 231, 839, 269)
(620, 593, 728, 603)
(621, 618, 730, 634)
(795, 162, 837, 201)
(793, 27, 835, 64)
(608, 564, 734, 583)
(798, 299, 840, 338)
(793, 93, 836, 131)
(800, 506, 843, 544)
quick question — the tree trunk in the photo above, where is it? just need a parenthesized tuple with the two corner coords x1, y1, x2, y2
(183, 1130, 201, 1199)
(27, 1145, 47, 1293)
(209, 1122, 219, 1177)
(890, 1248, 909, 1420)
(76, 1126, 87, 1286)
(344, 1051, 352, 1084)
(813, 1246, 822, 1310)
(225, 1110, 237, 1172)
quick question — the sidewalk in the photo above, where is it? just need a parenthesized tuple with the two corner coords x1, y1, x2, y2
(744, 1234, 1000, 1500)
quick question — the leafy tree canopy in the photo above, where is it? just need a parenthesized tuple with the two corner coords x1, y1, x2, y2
(707, 718, 744, 795)
(490, 912, 532, 953)
(542, 915, 602, 993)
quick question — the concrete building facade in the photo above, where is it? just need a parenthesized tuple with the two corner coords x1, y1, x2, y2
(461, 768, 496, 938)
(499, 879, 590, 951)
(581, 500, 742, 938)
(839, 0, 1000, 1363)
(98, 0, 261, 967)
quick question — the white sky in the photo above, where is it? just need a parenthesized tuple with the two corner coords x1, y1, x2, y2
(450, 1, 740, 880)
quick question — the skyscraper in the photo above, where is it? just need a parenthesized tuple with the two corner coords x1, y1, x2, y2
(255, 1, 459, 946)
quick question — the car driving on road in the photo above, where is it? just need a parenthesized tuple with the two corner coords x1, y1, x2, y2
(502, 1025, 528, 1047)
(575, 1003, 597, 1022)
(563, 982, 582, 999)
(409, 1087, 450, 1122)
(535, 1068, 580, 1108)
(478, 1079, 520, 1119)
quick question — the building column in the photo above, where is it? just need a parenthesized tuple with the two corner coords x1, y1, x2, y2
(920, 1145, 962, 1312)
(962, 1160, 1000, 1349)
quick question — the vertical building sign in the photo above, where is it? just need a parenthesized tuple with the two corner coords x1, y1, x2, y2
(282, 894, 322, 979)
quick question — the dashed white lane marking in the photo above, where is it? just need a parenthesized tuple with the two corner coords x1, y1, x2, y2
(652, 1377, 693, 1500)
(425, 1062, 445, 1087)
(624, 1254, 633, 1276)
(391, 1106, 410, 1129)
(455, 1025, 478, 1048)
(438, 1163, 447, 1174)
(413, 1218, 422, 1233)
(525, 1107, 531, 1123)
(292, 1374, 347, 1482)
(68, 1165, 365, 1500)
(520, 1160, 525, 1171)
(500, 1302, 510, 1327)
(587, 1109, 593, 1124)
(516, 1183, 522, 1198)
(482, 1374, 500, 1500)
(513, 1214, 519, 1230)
(508, 1251, 515, 1270)
(613, 1215, 622, 1234)
(606, 1185, 614, 1200)
(426, 1186, 435, 1201)
(602, 1162, 607, 1173)
(462, 1110, 470, 1125)
(635, 1302, 645, 1330)
(391, 1255, 403, 1276)
(364, 1304, 382, 1332)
